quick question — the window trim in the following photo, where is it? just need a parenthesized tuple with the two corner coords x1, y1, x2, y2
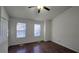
(34, 24, 41, 37)
(16, 22, 27, 38)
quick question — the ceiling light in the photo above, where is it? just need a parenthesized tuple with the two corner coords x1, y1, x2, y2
(37, 6, 43, 10)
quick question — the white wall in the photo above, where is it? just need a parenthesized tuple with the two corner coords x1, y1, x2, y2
(1, 7, 9, 20)
(44, 20, 52, 41)
(9, 17, 44, 46)
(0, 6, 1, 17)
(52, 7, 79, 52)
(0, 6, 1, 37)
(0, 7, 9, 53)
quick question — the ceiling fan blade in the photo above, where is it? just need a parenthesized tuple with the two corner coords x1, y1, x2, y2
(44, 7, 50, 11)
(38, 9, 40, 13)
(28, 6, 34, 8)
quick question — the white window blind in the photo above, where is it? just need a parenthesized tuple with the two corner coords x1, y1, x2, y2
(34, 24, 41, 37)
(16, 23, 26, 38)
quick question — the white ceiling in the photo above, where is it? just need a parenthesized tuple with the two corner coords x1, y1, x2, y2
(5, 6, 71, 21)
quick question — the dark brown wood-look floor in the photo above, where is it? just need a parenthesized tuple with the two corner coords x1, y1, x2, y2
(8, 41, 76, 53)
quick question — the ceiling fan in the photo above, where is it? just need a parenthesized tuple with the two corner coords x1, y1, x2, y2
(28, 6, 50, 13)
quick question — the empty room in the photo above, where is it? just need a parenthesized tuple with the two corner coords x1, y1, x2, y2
(0, 6, 79, 53)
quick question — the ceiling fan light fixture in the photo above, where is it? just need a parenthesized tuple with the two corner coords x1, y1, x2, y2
(37, 6, 43, 10)
(28, 6, 50, 14)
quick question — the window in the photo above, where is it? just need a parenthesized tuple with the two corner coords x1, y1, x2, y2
(34, 24, 41, 37)
(16, 23, 26, 38)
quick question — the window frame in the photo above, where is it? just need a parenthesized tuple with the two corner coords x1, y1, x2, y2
(34, 24, 41, 37)
(16, 22, 27, 38)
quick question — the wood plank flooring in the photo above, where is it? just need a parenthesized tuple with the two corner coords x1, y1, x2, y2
(8, 41, 76, 53)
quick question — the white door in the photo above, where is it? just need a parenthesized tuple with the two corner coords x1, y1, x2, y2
(0, 17, 8, 53)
